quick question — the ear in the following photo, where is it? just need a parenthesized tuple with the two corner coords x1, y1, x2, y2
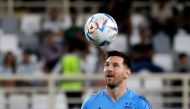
(124, 69, 131, 79)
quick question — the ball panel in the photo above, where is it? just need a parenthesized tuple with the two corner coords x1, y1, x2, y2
(98, 40, 110, 46)
(84, 13, 118, 46)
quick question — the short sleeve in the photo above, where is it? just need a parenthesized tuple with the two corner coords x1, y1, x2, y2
(81, 103, 87, 109)
(138, 96, 152, 109)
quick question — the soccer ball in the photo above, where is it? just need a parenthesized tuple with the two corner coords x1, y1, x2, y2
(84, 13, 118, 46)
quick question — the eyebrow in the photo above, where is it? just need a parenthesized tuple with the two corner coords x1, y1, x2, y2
(104, 62, 109, 65)
(105, 61, 119, 65)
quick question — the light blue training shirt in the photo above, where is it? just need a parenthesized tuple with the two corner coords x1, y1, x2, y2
(81, 88, 152, 109)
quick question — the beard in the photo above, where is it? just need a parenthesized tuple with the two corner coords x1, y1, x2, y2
(106, 79, 123, 89)
(107, 83, 117, 89)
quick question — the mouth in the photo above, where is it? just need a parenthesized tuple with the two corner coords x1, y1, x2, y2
(106, 74, 114, 79)
(107, 75, 114, 77)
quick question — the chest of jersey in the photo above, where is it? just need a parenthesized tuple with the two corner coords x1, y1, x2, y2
(87, 96, 138, 109)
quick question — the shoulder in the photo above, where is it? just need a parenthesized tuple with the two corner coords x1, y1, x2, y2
(81, 90, 104, 109)
(83, 90, 104, 103)
(137, 95, 152, 109)
(128, 89, 152, 109)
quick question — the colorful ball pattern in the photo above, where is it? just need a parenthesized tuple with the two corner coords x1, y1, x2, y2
(84, 13, 118, 46)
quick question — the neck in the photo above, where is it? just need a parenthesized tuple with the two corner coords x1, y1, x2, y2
(106, 82, 127, 101)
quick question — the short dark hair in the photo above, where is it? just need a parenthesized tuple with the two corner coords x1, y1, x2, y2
(106, 51, 131, 69)
(179, 53, 187, 59)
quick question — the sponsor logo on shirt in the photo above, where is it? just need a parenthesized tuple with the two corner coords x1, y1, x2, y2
(124, 106, 132, 109)
(125, 102, 132, 109)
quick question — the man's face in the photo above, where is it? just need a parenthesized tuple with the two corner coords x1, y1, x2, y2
(104, 56, 128, 88)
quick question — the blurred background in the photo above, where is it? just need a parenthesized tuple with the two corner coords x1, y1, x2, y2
(0, 0, 190, 109)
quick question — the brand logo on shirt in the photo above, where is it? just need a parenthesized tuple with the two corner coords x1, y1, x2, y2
(124, 102, 132, 109)
(124, 106, 132, 109)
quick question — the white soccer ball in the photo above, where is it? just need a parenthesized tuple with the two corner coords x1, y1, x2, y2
(84, 13, 118, 46)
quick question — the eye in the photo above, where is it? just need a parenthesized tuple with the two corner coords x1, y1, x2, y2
(113, 63, 119, 68)
(104, 63, 109, 67)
